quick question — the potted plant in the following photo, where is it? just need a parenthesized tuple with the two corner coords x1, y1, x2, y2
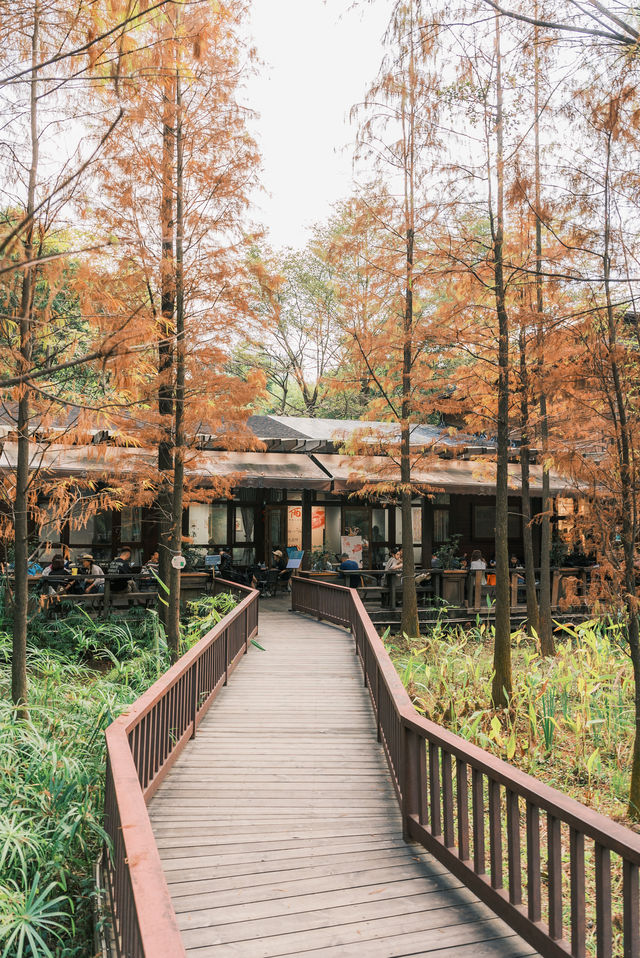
(436, 535, 467, 606)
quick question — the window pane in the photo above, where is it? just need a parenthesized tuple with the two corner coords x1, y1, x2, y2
(434, 509, 449, 543)
(208, 504, 227, 544)
(233, 546, 254, 565)
(121, 506, 141, 541)
(324, 506, 341, 557)
(189, 504, 209, 545)
(234, 506, 255, 543)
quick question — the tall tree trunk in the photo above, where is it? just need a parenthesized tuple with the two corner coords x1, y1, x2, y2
(157, 57, 175, 624)
(600, 131, 640, 818)
(13, 4, 39, 715)
(491, 13, 512, 708)
(167, 59, 184, 661)
(399, 4, 419, 639)
(519, 324, 539, 633)
(400, 227, 419, 637)
(533, 7, 554, 656)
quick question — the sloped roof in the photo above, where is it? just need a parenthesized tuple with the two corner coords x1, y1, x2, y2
(314, 454, 576, 497)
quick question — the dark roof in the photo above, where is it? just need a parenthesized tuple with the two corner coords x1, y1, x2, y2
(245, 415, 311, 441)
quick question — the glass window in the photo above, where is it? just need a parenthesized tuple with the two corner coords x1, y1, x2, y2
(232, 546, 255, 565)
(343, 508, 370, 539)
(434, 509, 450, 543)
(234, 506, 255, 543)
(189, 504, 209, 545)
(121, 506, 141, 542)
(208, 504, 227, 544)
(69, 503, 112, 546)
(39, 500, 62, 542)
(473, 504, 520, 539)
(324, 506, 341, 557)
(433, 493, 451, 504)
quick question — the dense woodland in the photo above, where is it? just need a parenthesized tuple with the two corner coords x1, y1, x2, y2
(2, 1, 640, 952)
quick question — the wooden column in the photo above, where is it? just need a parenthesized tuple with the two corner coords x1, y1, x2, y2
(421, 497, 433, 569)
(388, 504, 397, 549)
(301, 489, 312, 569)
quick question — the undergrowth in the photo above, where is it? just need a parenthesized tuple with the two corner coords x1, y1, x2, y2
(0, 592, 236, 957)
(387, 616, 634, 822)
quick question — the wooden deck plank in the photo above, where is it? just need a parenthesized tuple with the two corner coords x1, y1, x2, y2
(150, 608, 539, 957)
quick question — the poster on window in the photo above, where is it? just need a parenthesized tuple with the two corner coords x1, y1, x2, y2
(341, 535, 363, 568)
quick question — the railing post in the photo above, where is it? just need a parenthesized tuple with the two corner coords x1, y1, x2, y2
(190, 660, 199, 739)
(224, 627, 229, 686)
(402, 724, 421, 842)
(244, 607, 248, 653)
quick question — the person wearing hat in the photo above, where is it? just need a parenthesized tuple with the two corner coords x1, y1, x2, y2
(79, 554, 105, 594)
(271, 548, 287, 574)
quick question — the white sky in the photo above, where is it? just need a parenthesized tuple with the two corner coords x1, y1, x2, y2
(245, 0, 395, 252)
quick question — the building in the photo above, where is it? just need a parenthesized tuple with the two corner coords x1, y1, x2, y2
(0, 414, 576, 568)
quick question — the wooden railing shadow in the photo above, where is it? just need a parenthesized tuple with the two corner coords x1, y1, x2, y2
(102, 578, 259, 958)
(292, 575, 640, 958)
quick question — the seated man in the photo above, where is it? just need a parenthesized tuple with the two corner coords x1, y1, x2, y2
(78, 554, 105, 594)
(338, 552, 361, 589)
(39, 554, 71, 612)
(108, 546, 134, 593)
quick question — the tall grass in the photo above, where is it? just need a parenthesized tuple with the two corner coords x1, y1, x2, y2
(388, 617, 634, 819)
(0, 592, 236, 957)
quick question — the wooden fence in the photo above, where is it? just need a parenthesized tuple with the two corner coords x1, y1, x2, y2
(102, 578, 259, 958)
(292, 575, 640, 958)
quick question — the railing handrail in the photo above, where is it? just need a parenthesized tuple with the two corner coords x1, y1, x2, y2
(292, 575, 640, 958)
(103, 578, 259, 958)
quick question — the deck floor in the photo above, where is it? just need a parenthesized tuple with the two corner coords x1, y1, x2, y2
(149, 607, 540, 958)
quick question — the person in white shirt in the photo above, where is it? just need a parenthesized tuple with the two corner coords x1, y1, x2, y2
(384, 547, 403, 572)
(470, 549, 487, 584)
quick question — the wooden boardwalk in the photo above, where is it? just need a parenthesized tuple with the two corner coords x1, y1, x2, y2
(149, 607, 540, 958)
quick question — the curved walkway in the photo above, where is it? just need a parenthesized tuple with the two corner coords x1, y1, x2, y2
(148, 607, 539, 958)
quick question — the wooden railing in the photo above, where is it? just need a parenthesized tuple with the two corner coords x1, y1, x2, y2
(292, 575, 640, 958)
(102, 578, 259, 958)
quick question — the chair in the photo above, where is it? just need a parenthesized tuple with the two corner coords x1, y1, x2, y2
(259, 568, 280, 597)
(274, 568, 292, 596)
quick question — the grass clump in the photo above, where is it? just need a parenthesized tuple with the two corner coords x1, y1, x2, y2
(388, 617, 634, 823)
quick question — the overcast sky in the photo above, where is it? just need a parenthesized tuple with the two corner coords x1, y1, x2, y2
(245, 0, 394, 252)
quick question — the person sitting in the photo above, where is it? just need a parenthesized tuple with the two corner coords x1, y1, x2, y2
(218, 548, 234, 577)
(78, 554, 105, 594)
(140, 551, 159, 590)
(108, 546, 133, 593)
(470, 548, 487, 585)
(39, 554, 71, 611)
(384, 547, 402, 572)
(339, 552, 361, 589)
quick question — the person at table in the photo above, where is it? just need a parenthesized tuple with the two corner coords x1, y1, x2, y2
(139, 551, 159, 591)
(39, 554, 71, 611)
(338, 552, 361, 589)
(470, 549, 487, 585)
(78, 554, 105, 594)
(108, 546, 134, 592)
(218, 547, 234, 577)
(384, 547, 402, 572)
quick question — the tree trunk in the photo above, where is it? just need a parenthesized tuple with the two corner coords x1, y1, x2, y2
(533, 8, 554, 656)
(600, 130, 639, 819)
(491, 13, 512, 708)
(519, 325, 539, 634)
(157, 56, 175, 624)
(12, 4, 39, 716)
(167, 59, 184, 661)
(400, 225, 419, 639)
